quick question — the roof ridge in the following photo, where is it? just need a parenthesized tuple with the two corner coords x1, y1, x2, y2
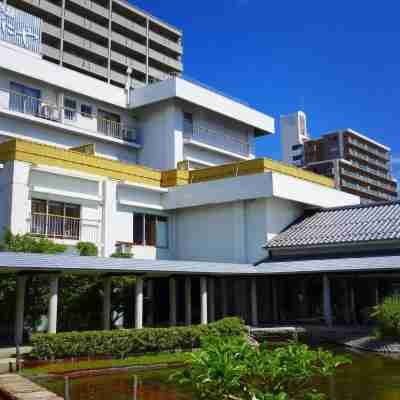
(316, 200, 400, 213)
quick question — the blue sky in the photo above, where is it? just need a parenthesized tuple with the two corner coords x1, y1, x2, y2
(131, 0, 400, 177)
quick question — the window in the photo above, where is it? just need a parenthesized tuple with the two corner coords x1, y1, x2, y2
(133, 213, 169, 248)
(30, 199, 81, 240)
(293, 154, 303, 161)
(64, 98, 77, 121)
(292, 144, 303, 151)
(183, 112, 193, 134)
(9, 82, 41, 115)
(81, 104, 93, 118)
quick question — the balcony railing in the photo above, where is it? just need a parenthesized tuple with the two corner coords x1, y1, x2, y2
(29, 213, 101, 242)
(0, 88, 139, 145)
(341, 180, 395, 201)
(341, 168, 397, 193)
(348, 148, 388, 170)
(183, 125, 254, 158)
(30, 213, 81, 240)
(347, 137, 389, 161)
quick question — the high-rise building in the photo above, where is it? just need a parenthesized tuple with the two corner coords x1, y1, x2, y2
(5, 0, 183, 88)
(281, 112, 398, 203)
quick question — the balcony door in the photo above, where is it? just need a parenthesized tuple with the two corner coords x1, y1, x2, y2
(9, 82, 41, 116)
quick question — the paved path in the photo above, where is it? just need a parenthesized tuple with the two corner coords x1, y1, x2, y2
(0, 374, 62, 399)
(0, 347, 32, 374)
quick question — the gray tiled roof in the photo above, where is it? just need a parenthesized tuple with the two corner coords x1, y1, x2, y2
(267, 201, 400, 249)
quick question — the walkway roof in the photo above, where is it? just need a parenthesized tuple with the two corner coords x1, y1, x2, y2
(1, 252, 400, 276)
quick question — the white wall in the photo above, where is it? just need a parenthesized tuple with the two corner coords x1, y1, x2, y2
(183, 144, 239, 167)
(175, 197, 304, 264)
(137, 100, 183, 170)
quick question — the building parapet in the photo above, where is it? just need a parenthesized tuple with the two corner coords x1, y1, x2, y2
(0, 139, 335, 190)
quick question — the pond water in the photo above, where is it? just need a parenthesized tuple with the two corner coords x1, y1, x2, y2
(36, 347, 400, 400)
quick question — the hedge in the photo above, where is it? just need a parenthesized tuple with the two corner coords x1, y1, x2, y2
(30, 317, 246, 360)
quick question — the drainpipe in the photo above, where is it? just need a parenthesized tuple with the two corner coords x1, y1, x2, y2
(125, 67, 132, 107)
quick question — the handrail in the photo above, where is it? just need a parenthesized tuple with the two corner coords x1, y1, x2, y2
(0, 88, 138, 143)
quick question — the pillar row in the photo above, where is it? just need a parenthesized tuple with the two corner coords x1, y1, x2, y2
(323, 274, 333, 327)
(15, 275, 27, 345)
(185, 277, 192, 326)
(103, 276, 112, 331)
(251, 278, 258, 327)
(169, 277, 177, 326)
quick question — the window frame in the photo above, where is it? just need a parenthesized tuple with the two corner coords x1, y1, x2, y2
(64, 97, 78, 121)
(132, 212, 169, 249)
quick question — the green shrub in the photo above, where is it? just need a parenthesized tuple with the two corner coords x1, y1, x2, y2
(76, 242, 98, 256)
(1, 228, 67, 254)
(174, 336, 351, 400)
(29, 317, 245, 360)
(110, 252, 133, 258)
(371, 295, 400, 338)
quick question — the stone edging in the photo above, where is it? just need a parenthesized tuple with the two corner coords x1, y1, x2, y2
(0, 373, 63, 400)
(342, 336, 400, 353)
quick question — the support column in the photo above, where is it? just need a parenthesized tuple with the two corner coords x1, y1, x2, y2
(251, 278, 258, 327)
(135, 277, 144, 329)
(221, 279, 228, 318)
(146, 279, 154, 326)
(208, 278, 215, 322)
(323, 274, 333, 327)
(48, 275, 59, 334)
(350, 281, 356, 324)
(374, 280, 380, 305)
(169, 277, 177, 326)
(272, 278, 279, 322)
(200, 276, 208, 325)
(103, 277, 112, 330)
(15, 275, 27, 345)
(185, 277, 192, 326)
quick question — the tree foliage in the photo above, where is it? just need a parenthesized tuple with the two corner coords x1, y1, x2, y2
(174, 336, 351, 400)
(371, 295, 400, 339)
(76, 242, 98, 256)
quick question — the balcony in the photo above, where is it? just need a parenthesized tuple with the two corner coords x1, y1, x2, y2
(348, 148, 388, 170)
(0, 88, 140, 145)
(341, 180, 395, 201)
(347, 137, 390, 161)
(341, 168, 397, 193)
(183, 125, 254, 158)
(29, 213, 100, 242)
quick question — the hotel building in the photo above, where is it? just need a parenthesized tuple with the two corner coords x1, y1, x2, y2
(2, 1, 399, 343)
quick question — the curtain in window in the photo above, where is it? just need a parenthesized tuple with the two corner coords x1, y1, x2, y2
(156, 217, 168, 248)
(145, 214, 157, 246)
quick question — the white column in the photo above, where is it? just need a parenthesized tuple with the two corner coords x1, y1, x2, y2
(103, 277, 112, 330)
(185, 277, 192, 326)
(48, 275, 59, 334)
(208, 278, 215, 322)
(169, 277, 177, 326)
(135, 277, 144, 329)
(15, 275, 27, 345)
(323, 274, 333, 327)
(221, 279, 228, 318)
(146, 279, 154, 326)
(200, 277, 208, 325)
(251, 278, 258, 327)
(102, 180, 117, 257)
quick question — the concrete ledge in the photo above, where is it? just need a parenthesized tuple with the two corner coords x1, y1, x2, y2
(0, 374, 62, 400)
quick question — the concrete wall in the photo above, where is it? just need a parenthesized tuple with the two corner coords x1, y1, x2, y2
(174, 197, 303, 264)
(137, 100, 183, 170)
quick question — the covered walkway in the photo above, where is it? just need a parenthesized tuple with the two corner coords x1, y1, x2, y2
(1, 251, 400, 345)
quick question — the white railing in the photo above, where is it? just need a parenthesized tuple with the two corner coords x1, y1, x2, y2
(342, 180, 395, 201)
(29, 213, 101, 242)
(183, 125, 254, 157)
(348, 148, 388, 170)
(0, 88, 139, 144)
(341, 168, 396, 192)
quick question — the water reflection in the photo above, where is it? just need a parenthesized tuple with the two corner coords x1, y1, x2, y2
(39, 348, 400, 400)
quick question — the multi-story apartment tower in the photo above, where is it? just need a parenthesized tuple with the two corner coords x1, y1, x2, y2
(4, 0, 183, 88)
(281, 112, 397, 203)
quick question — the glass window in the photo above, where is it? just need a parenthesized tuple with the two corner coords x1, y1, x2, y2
(64, 98, 77, 121)
(133, 213, 144, 245)
(133, 213, 169, 248)
(145, 214, 157, 247)
(156, 216, 168, 248)
(10, 82, 41, 115)
(81, 104, 93, 118)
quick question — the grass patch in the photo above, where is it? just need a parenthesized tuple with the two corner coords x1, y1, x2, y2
(22, 351, 192, 377)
